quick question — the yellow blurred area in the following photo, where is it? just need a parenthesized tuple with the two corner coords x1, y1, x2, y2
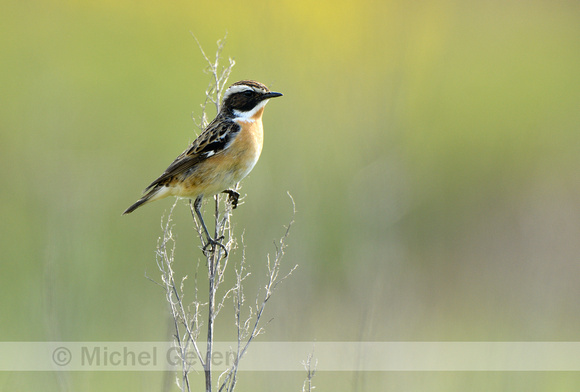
(1, 0, 579, 390)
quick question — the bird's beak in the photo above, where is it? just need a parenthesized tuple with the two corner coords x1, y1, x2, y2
(261, 91, 283, 100)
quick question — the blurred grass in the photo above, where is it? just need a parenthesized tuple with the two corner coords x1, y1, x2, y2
(1, 0, 579, 390)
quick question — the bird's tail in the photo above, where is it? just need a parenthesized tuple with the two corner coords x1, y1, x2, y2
(122, 186, 170, 215)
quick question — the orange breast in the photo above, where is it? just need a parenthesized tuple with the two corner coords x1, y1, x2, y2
(173, 111, 264, 198)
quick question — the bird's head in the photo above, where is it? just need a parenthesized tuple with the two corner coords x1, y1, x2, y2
(221, 80, 283, 120)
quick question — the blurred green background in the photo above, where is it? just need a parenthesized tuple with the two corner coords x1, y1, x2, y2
(1, 0, 579, 390)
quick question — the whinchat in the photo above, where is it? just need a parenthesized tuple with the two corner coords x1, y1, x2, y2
(123, 80, 282, 244)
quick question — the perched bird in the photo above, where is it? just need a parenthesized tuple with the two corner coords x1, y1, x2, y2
(123, 79, 282, 246)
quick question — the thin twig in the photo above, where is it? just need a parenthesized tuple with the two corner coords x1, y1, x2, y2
(302, 351, 318, 392)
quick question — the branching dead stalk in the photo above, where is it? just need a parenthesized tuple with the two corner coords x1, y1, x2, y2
(191, 33, 235, 129)
(151, 36, 296, 392)
(301, 351, 318, 392)
(218, 195, 298, 392)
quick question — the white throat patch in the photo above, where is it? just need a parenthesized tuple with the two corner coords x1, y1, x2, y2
(232, 99, 269, 122)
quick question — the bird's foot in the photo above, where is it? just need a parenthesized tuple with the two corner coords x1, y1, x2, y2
(202, 235, 228, 257)
(222, 190, 240, 209)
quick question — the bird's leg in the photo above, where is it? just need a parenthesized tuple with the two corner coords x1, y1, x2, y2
(222, 189, 240, 209)
(191, 196, 227, 257)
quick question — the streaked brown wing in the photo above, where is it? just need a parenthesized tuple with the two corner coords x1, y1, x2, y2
(144, 118, 240, 191)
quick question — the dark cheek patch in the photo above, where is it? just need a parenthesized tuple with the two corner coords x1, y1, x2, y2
(227, 95, 259, 113)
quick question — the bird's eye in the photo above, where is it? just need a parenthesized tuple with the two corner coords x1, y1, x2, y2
(243, 90, 253, 97)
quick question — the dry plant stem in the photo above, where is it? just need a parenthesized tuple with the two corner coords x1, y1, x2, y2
(218, 194, 297, 392)
(153, 200, 190, 390)
(194, 191, 235, 392)
(154, 36, 295, 392)
(193, 34, 236, 392)
(205, 202, 219, 392)
(157, 193, 296, 392)
(302, 352, 317, 392)
(191, 33, 235, 126)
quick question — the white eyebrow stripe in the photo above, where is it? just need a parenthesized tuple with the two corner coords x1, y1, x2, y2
(223, 84, 267, 101)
